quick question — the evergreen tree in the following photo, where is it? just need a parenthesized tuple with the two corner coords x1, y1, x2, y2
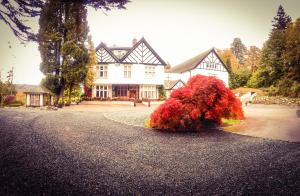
(39, 1, 88, 105)
(272, 5, 292, 30)
(38, 0, 127, 105)
(230, 38, 247, 65)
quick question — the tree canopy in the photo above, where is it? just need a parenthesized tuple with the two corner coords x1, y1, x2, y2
(230, 37, 247, 65)
(0, 0, 129, 41)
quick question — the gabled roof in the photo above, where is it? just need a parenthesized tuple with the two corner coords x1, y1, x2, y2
(168, 48, 229, 73)
(164, 80, 185, 90)
(108, 46, 131, 51)
(121, 37, 167, 65)
(95, 42, 120, 64)
(95, 38, 166, 65)
(23, 85, 52, 94)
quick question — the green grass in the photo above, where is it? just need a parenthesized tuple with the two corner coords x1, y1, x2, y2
(222, 119, 241, 126)
(144, 118, 151, 128)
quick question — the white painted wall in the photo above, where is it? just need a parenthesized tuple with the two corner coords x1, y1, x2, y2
(94, 64, 165, 85)
(190, 68, 229, 86)
(26, 94, 30, 106)
(164, 73, 181, 81)
(39, 94, 44, 106)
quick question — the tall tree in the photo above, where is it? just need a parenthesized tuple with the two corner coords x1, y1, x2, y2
(0, 0, 128, 41)
(272, 5, 292, 30)
(37, 0, 128, 105)
(245, 46, 261, 72)
(84, 35, 96, 93)
(230, 38, 247, 65)
(218, 48, 240, 73)
(39, 1, 88, 105)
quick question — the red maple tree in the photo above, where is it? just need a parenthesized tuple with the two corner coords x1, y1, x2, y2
(150, 75, 244, 131)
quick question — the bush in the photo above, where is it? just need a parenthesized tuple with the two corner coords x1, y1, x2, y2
(277, 77, 300, 98)
(7, 100, 23, 107)
(267, 85, 279, 96)
(150, 75, 244, 132)
(229, 68, 251, 89)
(3, 95, 16, 106)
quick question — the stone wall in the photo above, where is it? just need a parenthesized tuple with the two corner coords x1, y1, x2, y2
(252, 96, 300, 106)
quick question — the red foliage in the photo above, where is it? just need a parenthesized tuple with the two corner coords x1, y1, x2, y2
(150, 75, 244, 131)
(4, 95, 16, 105)
(84, 86, 92, 98)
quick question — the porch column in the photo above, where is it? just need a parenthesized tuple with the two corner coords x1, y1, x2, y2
(26, 94, 30, 106)
(40, 94, 44, 106)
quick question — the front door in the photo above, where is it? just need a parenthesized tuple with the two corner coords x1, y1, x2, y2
(129, 90, 136, 99)
(30, 94, 40, 106)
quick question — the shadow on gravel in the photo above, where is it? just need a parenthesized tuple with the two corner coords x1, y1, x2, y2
(152, 125, 230, 137)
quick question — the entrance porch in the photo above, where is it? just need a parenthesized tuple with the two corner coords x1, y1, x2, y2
(112, 84, 139, 99)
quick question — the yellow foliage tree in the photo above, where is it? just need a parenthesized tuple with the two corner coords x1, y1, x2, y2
(84, 35, 96, 89)
(217, 49, 240, 73)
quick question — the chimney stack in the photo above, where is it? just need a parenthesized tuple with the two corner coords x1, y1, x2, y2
(132, 38, 138, 46)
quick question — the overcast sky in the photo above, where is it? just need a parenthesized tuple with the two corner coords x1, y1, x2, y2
(0, 0, 300, 85)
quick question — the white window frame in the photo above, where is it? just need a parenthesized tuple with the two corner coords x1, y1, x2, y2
(124, 65, 131, 78)
(96, 85, 109, 98)
(141, 85, 157, 99)
(145, 66, 155, 78)
(99, 65, 108, 78)
(95, 65, 100, 78)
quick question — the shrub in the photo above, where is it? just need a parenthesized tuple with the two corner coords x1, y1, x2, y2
(3, 95, 16, 106)
(150, 75, 244, 132)
(7, 100, 23, 107)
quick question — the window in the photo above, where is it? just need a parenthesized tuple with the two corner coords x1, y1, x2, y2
(96, 85, 109, 98)
(116, 85, 128, 97)
(99, 65, 108, 78)
(124, 65, 131, 78)
(141, 85, 157, 99)
(206, 62, 217, 69)
(95, 66, 100, 78)
(145, 66, 155, 78)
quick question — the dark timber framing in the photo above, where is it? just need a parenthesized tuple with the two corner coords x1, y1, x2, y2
(95, 42, 120, 64)
(95, 38, 166, 66)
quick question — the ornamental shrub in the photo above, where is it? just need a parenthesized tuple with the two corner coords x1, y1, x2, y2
(150, 75, 244, 132)
(3, 95, 16, 106)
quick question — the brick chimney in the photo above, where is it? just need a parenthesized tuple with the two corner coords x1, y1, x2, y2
(132, 38, 138, 46)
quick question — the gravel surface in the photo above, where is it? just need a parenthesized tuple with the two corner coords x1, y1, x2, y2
(103, 107, 155, 127)
(0, 107, 300, 195)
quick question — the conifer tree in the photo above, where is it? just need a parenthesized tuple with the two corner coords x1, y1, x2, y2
(272, 5, 292, 30)
(230, 38, 247, 65)
(37, 0, 128, 105)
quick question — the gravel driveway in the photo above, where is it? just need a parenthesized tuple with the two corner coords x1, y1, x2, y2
(0, 107, 299, 195)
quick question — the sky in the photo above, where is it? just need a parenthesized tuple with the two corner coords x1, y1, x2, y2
(0, 0, 300, 85)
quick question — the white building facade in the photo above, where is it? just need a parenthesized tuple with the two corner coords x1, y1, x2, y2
(92, 38, 166, 100)
(164, 48, 230, 95)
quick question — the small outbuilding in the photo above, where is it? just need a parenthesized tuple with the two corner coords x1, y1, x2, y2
(24, 86, 53, 107)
